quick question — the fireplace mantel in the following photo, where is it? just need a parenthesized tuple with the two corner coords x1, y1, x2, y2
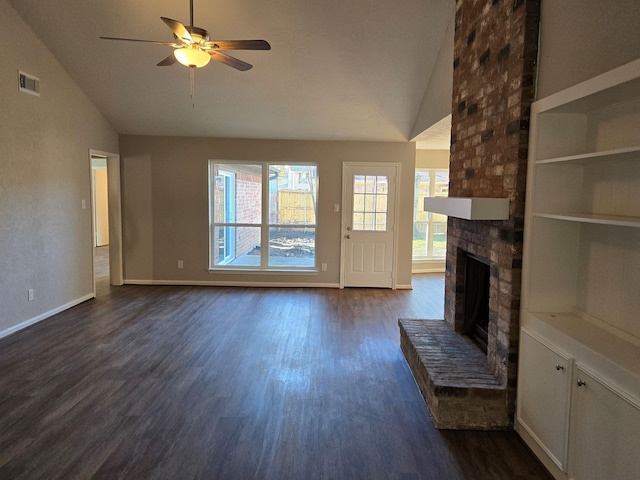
(424, 197, 510, 220)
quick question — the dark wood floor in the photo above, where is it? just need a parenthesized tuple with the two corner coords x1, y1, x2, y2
(0, 270, 551, 480)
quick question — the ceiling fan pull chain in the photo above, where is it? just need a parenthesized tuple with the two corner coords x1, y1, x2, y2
(190, 66, 196, 108)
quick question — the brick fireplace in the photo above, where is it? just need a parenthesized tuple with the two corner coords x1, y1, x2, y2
(401, 0, 540, 429)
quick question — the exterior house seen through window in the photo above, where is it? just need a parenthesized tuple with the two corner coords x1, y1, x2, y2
(209, 162, 318, 270)
(413, 169, 449, 259)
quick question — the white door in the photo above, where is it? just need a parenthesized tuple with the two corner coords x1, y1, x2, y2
(568, 365, 640, 480)
(342, 163, 398, 288)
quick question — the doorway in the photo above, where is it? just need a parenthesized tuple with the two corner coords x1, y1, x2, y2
(91, 155, 110, 290)
(89, 149, 123, 295)
(341, 162, 399, 288)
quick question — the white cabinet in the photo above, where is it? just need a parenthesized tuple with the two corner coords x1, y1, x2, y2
(516, 325, 640, 480)
(517, 59, 640, 479)
(517, 330, 571, 471)
(569, 365, 640, 480)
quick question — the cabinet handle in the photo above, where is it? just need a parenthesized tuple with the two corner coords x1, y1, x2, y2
(555, 364, 564, 371)
(577, 380, 586, 387)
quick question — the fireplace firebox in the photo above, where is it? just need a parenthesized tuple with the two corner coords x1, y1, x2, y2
(462, 254, 490, 354)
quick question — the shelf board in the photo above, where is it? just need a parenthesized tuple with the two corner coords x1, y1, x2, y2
(533, 59, 640, 114)
(523, 311, 640, 392)
(423, 197, 509, 220)
(536, 145, 640, 165)
(534, 212, 640, 228)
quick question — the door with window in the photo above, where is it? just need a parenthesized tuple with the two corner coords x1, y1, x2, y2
(341, 163, 397, 288)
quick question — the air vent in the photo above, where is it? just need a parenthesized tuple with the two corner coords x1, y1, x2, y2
(18, 71, 40, 96)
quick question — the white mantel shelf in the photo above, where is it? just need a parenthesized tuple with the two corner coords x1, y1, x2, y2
(424, 197, 510, 220)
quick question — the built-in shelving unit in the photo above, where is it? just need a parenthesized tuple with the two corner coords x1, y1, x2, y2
(516, 59, 640, 480)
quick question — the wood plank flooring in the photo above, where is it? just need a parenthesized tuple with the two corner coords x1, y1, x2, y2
(0, 275, 551, 480)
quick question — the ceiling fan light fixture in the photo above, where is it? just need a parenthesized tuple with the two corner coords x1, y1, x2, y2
(174, 46, 210, 68)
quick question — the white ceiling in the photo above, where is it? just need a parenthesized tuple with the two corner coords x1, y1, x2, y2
(10, 0, 453, 142)
(414, 115, 451, 150)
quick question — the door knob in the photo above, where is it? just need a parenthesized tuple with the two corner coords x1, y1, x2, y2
(345, 234, 351, 239)
(577, 380, 586, 387)
(346, 226, 352, 231)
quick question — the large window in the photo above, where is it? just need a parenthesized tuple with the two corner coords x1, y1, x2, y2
(209, 162, 318, 270)
(413, 169, 448, 259)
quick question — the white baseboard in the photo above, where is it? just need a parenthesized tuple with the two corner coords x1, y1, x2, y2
(124, 279, 341, 288)
(395, 284, 413, 290)
(0, 293, 95, 340)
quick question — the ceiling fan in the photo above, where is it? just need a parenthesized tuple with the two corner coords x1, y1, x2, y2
(100, 0, 270, 102)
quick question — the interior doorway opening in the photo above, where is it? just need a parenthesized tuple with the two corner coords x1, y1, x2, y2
(89, 149, 123, 295)
(91, 155, 110, 290)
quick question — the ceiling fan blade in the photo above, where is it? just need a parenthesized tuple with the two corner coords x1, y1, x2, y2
(204, 40, 271, 51)
(161, 17, 192, 43)
(157, 54, 178, 66)
(100, 36, 179, 47)
(209, 51, 253, 71)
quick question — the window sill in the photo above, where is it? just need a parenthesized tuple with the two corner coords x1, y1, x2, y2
(208, 268, 319, 275)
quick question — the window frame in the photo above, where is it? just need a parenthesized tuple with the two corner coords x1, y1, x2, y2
(413, 168, 448, 261)
(216, 170, 237, 265)
(208, 160, 319, 272)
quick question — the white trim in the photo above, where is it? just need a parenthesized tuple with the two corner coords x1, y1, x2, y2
(124, 279, 340, 288)
(412, 267, 445, 274)
(209, 268, 318, 275)
(412, 258, 446, 273)
(0, 294, 95, 340)
(395, 284, 413, 290)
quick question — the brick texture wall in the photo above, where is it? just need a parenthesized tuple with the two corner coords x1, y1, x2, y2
(445, 0, 540, 419)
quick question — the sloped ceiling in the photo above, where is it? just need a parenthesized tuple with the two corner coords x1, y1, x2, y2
(9, 0, 453, 142)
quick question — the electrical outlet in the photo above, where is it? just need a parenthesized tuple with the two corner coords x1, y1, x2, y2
(28, 289, 34, 302)
(321, 263, 327, 271)
(177, 260, 184, 269)
(81, 199, 86, 209)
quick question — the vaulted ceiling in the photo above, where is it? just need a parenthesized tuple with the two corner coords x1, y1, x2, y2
(10, 0, 453, 142)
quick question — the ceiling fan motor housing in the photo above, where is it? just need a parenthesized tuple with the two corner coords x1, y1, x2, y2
(183, 26, 209, 44)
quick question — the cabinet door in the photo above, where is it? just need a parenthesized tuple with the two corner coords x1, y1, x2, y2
(517, 330, 572, 471)
(569, 365, 640, 480)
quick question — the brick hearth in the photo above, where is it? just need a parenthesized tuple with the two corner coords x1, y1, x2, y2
(399, 319, 510, 430)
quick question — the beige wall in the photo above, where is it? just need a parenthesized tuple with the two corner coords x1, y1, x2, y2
(120, 135, 416, 288)
(415, 149, 450, 170)
(0, 0, 119, 337)
(537, 0, 640, 99)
